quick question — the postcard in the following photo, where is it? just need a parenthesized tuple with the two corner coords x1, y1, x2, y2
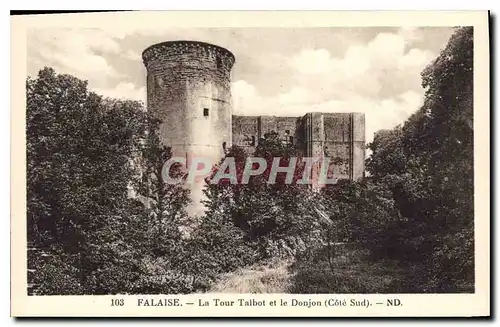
(11, 10, 490, 317)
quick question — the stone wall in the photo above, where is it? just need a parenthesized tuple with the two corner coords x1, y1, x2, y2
(322, 113, 365, 181)
(232, 115, 301, 154)
(232, 115, 259, 154)
(323, 113, 352, 180)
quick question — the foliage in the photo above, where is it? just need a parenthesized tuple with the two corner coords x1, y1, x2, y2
(27, 67, 193, 294)
(289, 244, 404, 294)
(134, 115, 191, 236)
(183, 218, 260, 291)
(27, 67, 151, 293)
(202, 132, 316, 260)
(384, 26, 473, 292)
(287, 27, 474, 294)
(29, 248, 83, 295)
(292, 27, 474, 293)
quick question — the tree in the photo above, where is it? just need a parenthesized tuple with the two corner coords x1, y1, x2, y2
(27, 67, 149, 293)
(357, 27, 474, 292)
(201, 132, 315, 260)
(133, 114, 190, 256)
(122, 114, 197, 294)
(367, 128, 416, 178)
(410, 26, 474, 292)
(293, 27, 475, 294)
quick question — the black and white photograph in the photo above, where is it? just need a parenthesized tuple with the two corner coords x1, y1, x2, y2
(10, 10, 490, 317)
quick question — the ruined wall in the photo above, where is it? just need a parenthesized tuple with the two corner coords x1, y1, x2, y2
(303, 113, 325, 158)
(274, 117, 301, 146)
(258, 116, 299, 143)
(232, 115, 259, 154)
(303, 113, 325, 185)
(232, 115, 300, 153)
(232, 112, 365, 183)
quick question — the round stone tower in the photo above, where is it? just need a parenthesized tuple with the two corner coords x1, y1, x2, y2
(142, 41, 235, 214)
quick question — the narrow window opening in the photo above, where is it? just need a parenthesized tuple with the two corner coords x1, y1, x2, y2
(222, 142, 227, 153)
(250, 135, 256, 146)
(289, 136, 294, 144)
(216, 57, 222, 69)
(203, 108, 209, 117)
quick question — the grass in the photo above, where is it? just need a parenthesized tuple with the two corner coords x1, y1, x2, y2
(208, 244, 406, 294)
(289, 245, 405, 293)
(208, 259, 293, 293)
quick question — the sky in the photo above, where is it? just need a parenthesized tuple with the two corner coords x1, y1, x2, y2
(27, 26, 455, 144)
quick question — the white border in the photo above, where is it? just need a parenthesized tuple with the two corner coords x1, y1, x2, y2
(9, 10, 491, 319)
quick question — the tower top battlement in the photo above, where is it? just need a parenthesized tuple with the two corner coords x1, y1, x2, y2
(142, 40, 235, 73)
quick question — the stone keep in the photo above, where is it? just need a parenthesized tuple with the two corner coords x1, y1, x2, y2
(232, 112, 365, 182)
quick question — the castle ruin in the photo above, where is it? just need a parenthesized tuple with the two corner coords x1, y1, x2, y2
(142, 41, 365, 211)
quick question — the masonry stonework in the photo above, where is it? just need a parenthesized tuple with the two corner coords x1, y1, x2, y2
(143, 41, 365, 210)
(143, 41, 235, 213)
(232, 112, 366, 183)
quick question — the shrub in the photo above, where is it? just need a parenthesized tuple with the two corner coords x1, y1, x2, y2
(184, 218, 260, 291)
(29, 251, 83, 295)
(289, 243, 403, 294)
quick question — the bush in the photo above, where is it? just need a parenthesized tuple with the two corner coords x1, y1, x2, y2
(184, 218, 260, 291)
(289, 243, 404, 294)
(129, 255, 198, 294)
(29, 251, 83, 295)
